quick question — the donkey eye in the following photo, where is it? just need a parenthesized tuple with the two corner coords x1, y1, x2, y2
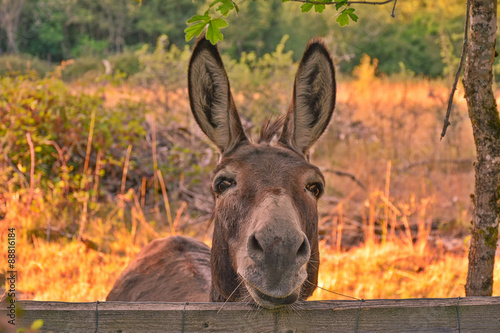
(306, 183, 323, 198)
(214, 178, 235, 194)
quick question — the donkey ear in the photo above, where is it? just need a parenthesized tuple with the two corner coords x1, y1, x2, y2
(280, 40, 336, 155)
(188, 38, 248, 153)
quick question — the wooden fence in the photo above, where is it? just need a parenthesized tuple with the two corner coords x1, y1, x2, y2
(2, 297, 500, 332)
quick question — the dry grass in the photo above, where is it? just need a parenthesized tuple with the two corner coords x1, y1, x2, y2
(2, 212, 499, 302)
(312, 240, 500, 301)
(1, 73, 499, 303)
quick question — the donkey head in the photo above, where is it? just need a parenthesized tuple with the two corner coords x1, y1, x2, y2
(188, 38, 336, 309)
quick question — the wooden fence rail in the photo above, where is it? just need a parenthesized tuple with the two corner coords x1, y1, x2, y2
(2, 297, 500, 332)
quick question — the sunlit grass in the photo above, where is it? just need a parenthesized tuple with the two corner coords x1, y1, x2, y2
(1, 75, 498, 303)
(3, 228, 500, 302)
(2, 191, 499, 302)
(311, 240, 497, 301)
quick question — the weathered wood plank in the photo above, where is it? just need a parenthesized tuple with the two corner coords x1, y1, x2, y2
(3, 297, 500, 333)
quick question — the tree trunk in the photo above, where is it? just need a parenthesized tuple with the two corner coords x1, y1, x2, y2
(0, 0, 26, 54)
(464, 0, 500, 296)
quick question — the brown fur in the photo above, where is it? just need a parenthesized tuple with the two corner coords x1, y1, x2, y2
(106, 236, 210, 302)
(107, 38, 335, 309)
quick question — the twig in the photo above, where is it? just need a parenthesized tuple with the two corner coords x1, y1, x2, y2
(131, 191, 160, 239)
(48, 140, 70, 195)
(322, 168, 366, 190)
(140, 177, 147, 208)
(396, 158, 473, 173)
(92, 150, 103, 203)
(173, 201, 188, 232)
(83, 110, 96, 175)
(441, 0, 470, 140)
(157, 169, 175, 235)
(121, 145, 133, 195)
(5, 154, 29, 188)
(26, 132, 35, 207)
(150, 114, 160, 219)
(288, 0, 394, 5)
(78, 200, 89, 242)
(391, 0, 397, 17)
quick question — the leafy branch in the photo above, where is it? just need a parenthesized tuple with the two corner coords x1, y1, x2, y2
(185, 0, 396, 44)
(184, 0, 237, 45)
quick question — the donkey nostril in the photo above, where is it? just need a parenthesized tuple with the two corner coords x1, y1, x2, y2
(249, 234, 264, 253)
(297, 238, 309, 258)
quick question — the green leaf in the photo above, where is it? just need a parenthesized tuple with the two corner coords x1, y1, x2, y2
(185, 11, 211, 42)
(336, 11, 349, 27)
(314, 4, 326, 13)
(216, 0, 235, 17)
(186, 13, 210, 24)
(31, 319, 44, 330)
(184, 22, 208, 42)
(301, 3, 314, 12)
(206, 18, 228, 45)
(334, 0, 347, 10)
(348, 11, 358, 22)
(208, 0, 222, 9)
(211, 18, 229, 29)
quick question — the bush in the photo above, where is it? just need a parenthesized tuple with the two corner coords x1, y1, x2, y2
(0, 74, 146, 203)
(223, 35, 297, 126)
(61, 57, 105, 81)
(0, 54, 54, 77)
(132, 35, 190, 89)
(109, 52, 141, 78)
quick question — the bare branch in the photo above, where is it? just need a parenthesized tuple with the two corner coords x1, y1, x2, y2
(391, 0, 397, 17)
(396, 158, 473, 173)
(322, 168, 367, 190)
(287, 0, 394, 5)
(441, 0, 470, 140)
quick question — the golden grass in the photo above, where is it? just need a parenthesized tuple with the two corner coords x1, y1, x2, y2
(312, 240, 500, 301)
(2, 221, 499, 302)
(1, 75, 499, 303)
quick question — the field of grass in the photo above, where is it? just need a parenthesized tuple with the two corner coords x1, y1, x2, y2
(1, 58, 499, 303)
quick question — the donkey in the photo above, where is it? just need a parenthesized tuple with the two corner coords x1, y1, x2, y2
(107, 37, 336, 309)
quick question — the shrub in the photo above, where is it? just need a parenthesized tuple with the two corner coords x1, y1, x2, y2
(0, 54, 54, 77)
(132, 35, 190, 89)
(109, 52, 141, 78)
(61, 57, 105, 81)
(0, 74, 146, 207)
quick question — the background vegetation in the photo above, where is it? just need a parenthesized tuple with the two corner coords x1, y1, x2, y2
(0, 0, 499, 305)
(0, 0, 484, 78)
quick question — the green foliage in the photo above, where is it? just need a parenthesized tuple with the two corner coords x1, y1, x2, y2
(71, 35, 110, 58)
(0, 54, 53, 77)
(336, 8, 358, 27)
(185, 0, 359, 45)
(61, 57, 104, 82)
(0, 0, 476, 78)
(109, 52, 141, 78)
(185, 13, 212, 42)
(132, 35, 190, 89)
(184, 0, 236, 45)
(224, 35, 296, 125)
(31, 319, 44, 331)
(350, 12, 445, 77)
(0, 74, 146, 204)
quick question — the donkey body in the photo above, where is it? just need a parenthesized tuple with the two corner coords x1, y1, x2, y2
(107, 38, 336, 309)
